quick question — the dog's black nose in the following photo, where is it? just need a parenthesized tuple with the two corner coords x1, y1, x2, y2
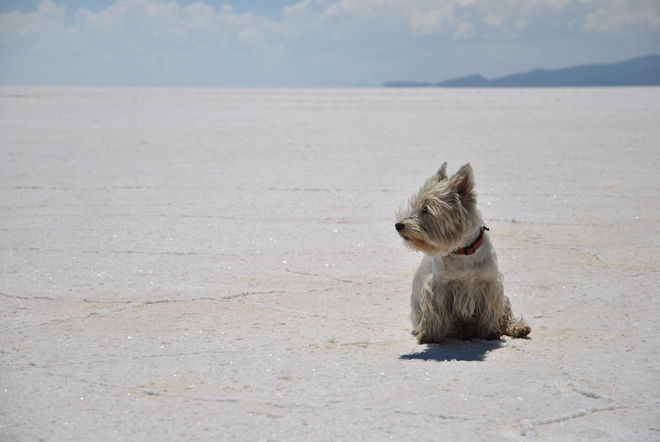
(395, 222, 404, 232)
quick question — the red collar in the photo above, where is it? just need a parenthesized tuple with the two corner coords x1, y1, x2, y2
(452, 226, 489, 256)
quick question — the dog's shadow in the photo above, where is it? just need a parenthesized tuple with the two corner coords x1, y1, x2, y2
(400, 339, 504, 362)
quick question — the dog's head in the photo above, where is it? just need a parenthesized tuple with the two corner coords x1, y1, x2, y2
(395, 162, 480, 255)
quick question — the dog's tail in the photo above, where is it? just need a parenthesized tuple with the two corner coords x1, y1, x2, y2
(505, 316, 531, 338)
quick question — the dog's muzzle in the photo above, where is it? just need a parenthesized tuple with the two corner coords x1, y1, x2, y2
(395, 222, 405, 232)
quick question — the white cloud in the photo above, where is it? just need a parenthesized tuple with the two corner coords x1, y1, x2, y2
(1, 0, 658, 86)
(583, 0, 660, 32)
(453, 20, 476, 39)
(283, 0, 468, 36)
(4, 0, 284, 50)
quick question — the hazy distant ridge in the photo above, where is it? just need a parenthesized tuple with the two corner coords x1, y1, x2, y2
(385, 54, 660, 88)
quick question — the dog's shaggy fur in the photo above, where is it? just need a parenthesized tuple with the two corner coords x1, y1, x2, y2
(395, 162, 531, 344)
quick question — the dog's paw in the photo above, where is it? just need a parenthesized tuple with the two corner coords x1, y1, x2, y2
(413, 328, 431, 344)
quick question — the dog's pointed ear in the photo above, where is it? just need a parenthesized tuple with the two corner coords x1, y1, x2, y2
(435, 162, 448, 181)
(449, 163, 476, 204)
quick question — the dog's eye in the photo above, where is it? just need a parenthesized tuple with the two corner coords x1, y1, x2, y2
(420, 208, 429, 216)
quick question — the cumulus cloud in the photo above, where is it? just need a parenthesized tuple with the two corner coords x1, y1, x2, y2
(0, 0, 658, 86)
(3, 0, 284, 51)
(583, 0, 660, 32)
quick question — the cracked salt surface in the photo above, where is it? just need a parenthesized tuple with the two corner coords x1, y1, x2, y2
(1, 87, 659, 440)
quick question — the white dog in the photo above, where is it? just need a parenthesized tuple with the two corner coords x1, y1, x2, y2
(395, 162, 530, 344)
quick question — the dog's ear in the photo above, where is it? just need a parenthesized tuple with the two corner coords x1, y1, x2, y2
(435, 162, 448, 181)
(449, 163, 476, 205)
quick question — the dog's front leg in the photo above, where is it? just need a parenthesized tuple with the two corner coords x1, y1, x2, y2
(412, 278, 451, 344)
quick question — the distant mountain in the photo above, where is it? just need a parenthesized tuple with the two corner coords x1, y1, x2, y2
(384, 54, 660, 88)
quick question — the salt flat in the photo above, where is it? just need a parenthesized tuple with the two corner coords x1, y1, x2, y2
(1, 87, 659, 441)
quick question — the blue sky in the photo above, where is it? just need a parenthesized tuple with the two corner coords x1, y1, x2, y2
(1, 0, 659, 87)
